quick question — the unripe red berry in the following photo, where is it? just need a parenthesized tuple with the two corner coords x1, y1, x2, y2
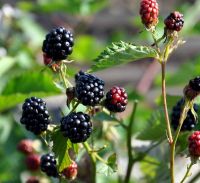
(140, 0, 159, 28)
(62, 161, 78, 180)
(26, 154, 40, 171)
(17, 139, 34, 155)
(164, 11, 184, 32)
(105, 86, 128, 113)
(26, 176, 40, 183)
(188, 131, 200, 157)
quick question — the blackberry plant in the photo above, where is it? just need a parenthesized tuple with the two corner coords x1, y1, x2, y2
(16, 1, 200, 183)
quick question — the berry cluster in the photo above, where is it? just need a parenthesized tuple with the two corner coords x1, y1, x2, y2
(75, 71, 105, 106)
(40, 153, 58, 177)
(20, 97, 50, 135)
(140, 0, 159, 28)
(42, 27, 74, 61)
(60, 112, 92, 143)
(171, 98, 198, 131)
(164, 11, 184, 32)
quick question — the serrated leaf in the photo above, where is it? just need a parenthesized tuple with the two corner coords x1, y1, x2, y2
(52, 130, 73, 172)
(97, 153, 117, 176)
(90, 41, 158, 72)
(137, 108, 166, 141)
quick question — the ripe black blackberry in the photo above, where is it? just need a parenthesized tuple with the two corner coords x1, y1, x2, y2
(42, 27, 74, 61)
(105, 86, 128, 113)
(40, 153, 58, 177)
(189, 76, 200, 92)
(20, 97, 50, 135)
(60, 112, 92, 143)
(171, 98, 198, 131)
(75, 71, 105, 106)
(164, 11, 184, 32)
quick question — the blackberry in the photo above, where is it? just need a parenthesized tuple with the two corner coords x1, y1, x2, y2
(62, 161, 78, 180)
(42, 27, 74, 61)
(189, 76, 200, 92)
(171, 98, 198, 131)
(20, 97, 50, 135)
(188, 131, 200, 157)
(105, 86, 128, 113)
(17, 139, 33, 155)
(164, 11, 184, 32)
(26, 154, 40, 171)
(140, 0, 159, 28)
(60, 112, 92, 143)
(40, 153, 58, 177)
(75, 71, 105, 106)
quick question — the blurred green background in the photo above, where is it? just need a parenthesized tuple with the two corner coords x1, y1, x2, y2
(0, 0, 200, 182)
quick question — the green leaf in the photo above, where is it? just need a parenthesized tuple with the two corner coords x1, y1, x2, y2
(52, 130, 72, 172)
(97, 153, 117, 176)
(0, 92, 56, 112)
(0, 57, 17, 78)
(90, 41, 158, 72)
(107, 153, 117, 172)
(137, 108, 166, 141)
(2, 70, 60, 95)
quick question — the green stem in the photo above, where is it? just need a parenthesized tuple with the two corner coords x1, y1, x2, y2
(83, 142, 96, 183)
(161, 61, 174, 183)
(188, 171, 200, 183)
(161, 62, 173, 144)
(180, 162, 193, 183)
(124, 101, 138, 183)
(170, 101, 190, 183)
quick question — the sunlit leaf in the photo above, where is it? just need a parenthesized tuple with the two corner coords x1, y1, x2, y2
(90, 41, 158, 72)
